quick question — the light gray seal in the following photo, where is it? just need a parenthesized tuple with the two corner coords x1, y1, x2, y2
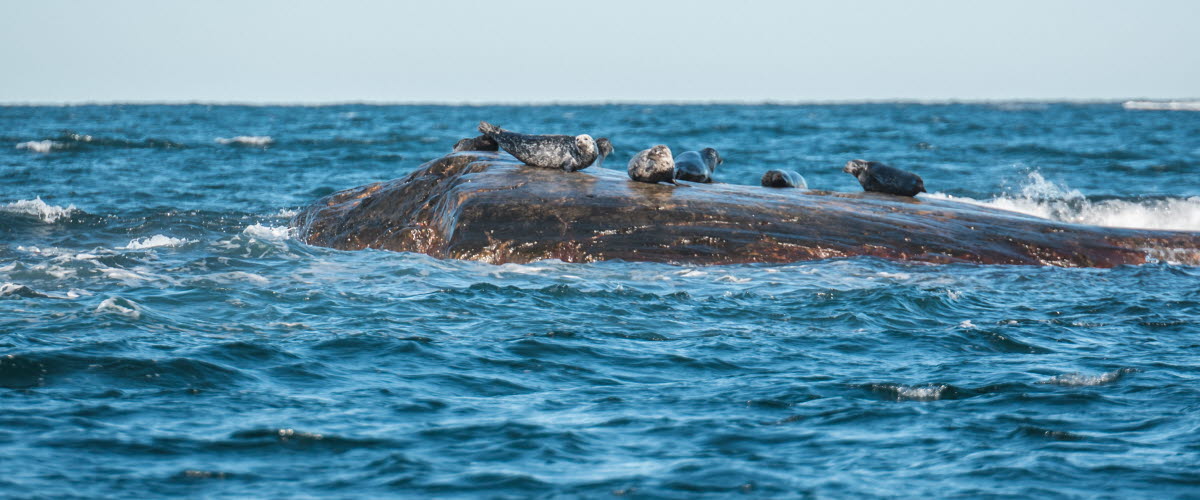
(843, 159, 926, 197)
(478, 121, 598, 171)
(627, 145, 676, 184)
(761, 169, 807, 188)
(452, 134, 498, 152)
(595, 138, 613, 168)
(673, 148, 723, 183)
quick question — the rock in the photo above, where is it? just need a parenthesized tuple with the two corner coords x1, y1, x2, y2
(292, 152, 1200, 267)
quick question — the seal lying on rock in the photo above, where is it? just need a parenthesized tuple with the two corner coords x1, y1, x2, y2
(478, 121, 598, 172)
(843, 159, 925, 197)
(595, 138, 614, 168)
(628, 145, 676, 184)
(674, 148, 723, 183)
(452, 135, 499, 152)
(761, 169, 807, 188)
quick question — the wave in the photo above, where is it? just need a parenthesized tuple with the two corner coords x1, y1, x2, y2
(95, 297, 142, 319)
(1, 197, 79, 223)
(15, 140, 60, 153)
(216, 136, 273, 147)
(1123, 100, 1200, 111)
(13, 132, 183, 151)
(121, 235, 195, 250)
(926, 172, 1200, 231)
(1040, 368, 1134, 387)
(242, 224, 292, 240)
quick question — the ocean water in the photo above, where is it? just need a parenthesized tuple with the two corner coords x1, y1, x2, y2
(2, 103, 1199, 498)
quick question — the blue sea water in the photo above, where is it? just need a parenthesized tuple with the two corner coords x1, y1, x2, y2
(2, 103, 1199, 498)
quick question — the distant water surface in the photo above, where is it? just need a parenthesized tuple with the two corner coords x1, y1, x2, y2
(2, 103, 1199, 498)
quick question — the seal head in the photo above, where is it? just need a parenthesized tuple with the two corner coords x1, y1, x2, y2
(761, 169, 807, 188)
(843, 159, 926, 197)
(627, 145, 676, 184)
(478, 121, 599, 172)
(673, 147, 723, 183)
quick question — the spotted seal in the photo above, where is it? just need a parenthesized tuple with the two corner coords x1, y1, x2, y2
(452, 134, 499, 152)
(673, 148, 723, 183)
(477, 121, 598, 171)
(627, 145, 675, 184)
(843, 159, 925, 197)
(761, 169, 807, 188)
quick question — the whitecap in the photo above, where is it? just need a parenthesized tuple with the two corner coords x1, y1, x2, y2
(211, 271, 270, 286)
(1042, 368, 1133, 387)
(1, 283, 50, 299)
(272, 208, 299, 218)
(958, 319, 975, 328)
(242, 224, 293, 240)
(1123, 100, 1200, 111)
(926, 172, 1200, 231)
(216, 136, 273, 146)
(15, 140, 58, 153)
(122, 235, 195, 250)
(1, 197, 78, 223)
(95, 297, 141, 319)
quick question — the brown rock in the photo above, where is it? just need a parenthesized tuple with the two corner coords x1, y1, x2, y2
(292, 152, 1200, 267)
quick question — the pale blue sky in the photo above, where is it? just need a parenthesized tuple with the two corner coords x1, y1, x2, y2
(2, 0, 1197, 103)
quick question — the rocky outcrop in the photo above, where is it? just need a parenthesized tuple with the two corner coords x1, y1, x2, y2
(292, 152, 1200, 267)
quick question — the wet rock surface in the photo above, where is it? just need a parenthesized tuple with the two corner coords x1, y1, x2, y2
(293, 152, 1200, 267)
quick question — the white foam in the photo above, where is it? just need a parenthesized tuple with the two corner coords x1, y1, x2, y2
(1123, 100, 1200, 111)
(273, 208, 299, 218)
(242, 224, 293, 240)
(122, 235, 194, 250)
(211, 271, 270, 286)
(1, 197, 78, 223)
(894, 384, 949, 401)
(15, 140, 58, 153)
(926, 172, 1200, 231)
(1042, 369, 1131, 386)
(216, 136, 273, 146)
(95, 297, 141, 319)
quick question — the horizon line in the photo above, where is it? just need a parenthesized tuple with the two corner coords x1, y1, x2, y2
(2, 97, 1199, 107)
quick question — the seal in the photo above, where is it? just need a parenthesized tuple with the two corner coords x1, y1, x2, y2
(477, 121, 598, 172)
(673, 148, 723, 183)
(452, 134, 498, 152)
(627, 145, 676, 184)
(761, 169, 807, 188)
(843, 159, 926, 197)
(595, 138, 614, 168)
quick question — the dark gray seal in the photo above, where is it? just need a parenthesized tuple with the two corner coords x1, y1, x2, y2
(627, 145, 675, 184)
(673, 148, 723, 183)
(761, 169, 807, 188)
(843, 159, 926, 197)
(452, 134, 498, 152)
(478, 121, 598, 172)
(595, 138, 613, 168)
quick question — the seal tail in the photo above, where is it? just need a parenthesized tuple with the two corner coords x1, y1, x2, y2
(478, 121, 502, 137)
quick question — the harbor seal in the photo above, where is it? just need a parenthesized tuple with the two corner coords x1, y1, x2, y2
(761, 169, 807, 188)
(595, 138, 613, 168)
(478, 121, 598, 171)
(627, 145, 676, 184)
(843, 159, 926, 197)
(452, 134, 499, 152)
(673, 148, 723, 183)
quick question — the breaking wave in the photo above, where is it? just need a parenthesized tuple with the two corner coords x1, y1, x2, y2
(1122, 100, 1200, 111)
(927, 172, 1200, 231)
(1, 197, 79, 223)
(122, 235, 195, 250)
(216, 136, 274, 147)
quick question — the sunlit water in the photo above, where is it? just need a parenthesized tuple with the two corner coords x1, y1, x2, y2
(2, 104, 1199, 498)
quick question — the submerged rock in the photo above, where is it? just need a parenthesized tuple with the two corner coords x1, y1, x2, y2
(292, 152, 1200, 267)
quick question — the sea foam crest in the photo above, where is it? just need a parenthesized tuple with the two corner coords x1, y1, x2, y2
(243, 224, 293, 240)
(122, 235, 195, 250)
(216, 136, 274, 146)
(926, 172, 1200, 231)
(1123, 100, 1200, 111)
(1041, 368, 1133, 386)
(1, 197, 78, 223)
(95, 297, 141, 319)
(15, 140, 59, 153)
